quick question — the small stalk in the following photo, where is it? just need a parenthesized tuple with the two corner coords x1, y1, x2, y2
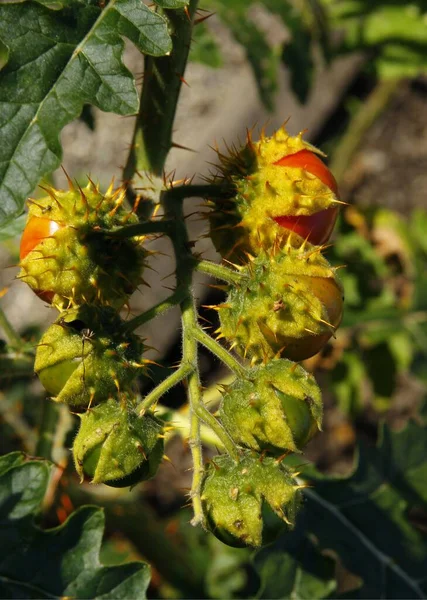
(163, 183, 235, 202)
(0, 305, 24, 350)
(195, 260, 243, 284)
(101, 220, 174, 239)
(35, 400, 60, 460)
(193, 327, 245, 377)
(137, 362, 193, 415)
(0, 353, 34, 379)
(125, 288, 187, 332)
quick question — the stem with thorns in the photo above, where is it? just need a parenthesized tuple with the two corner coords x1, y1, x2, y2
(195, 259, 243, 284)
(163, 183, 235, 202)
(194, 327, 245, 377)
(125, 287, 187, 333)
(137, 362, 193, 415)
(124, 0, 200, 179)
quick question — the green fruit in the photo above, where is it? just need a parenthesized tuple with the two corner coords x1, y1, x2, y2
(220, 359, 322, 454)
(201, 450, 301, 547)
(35, 305, 145, 407)
(73, 395, 164, 487)
(19, 180, 146, 308)
(218, 240, 343, 362)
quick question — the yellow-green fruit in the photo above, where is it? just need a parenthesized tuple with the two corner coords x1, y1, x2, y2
(19, 180, 146, 308)
(220, 359, 322, 454)
(208, 127, 340, 263)
(218, 241, 343, 362)
(35, 305, 145, 407)
(73, 395, 164, 487)
(201, 450, 301, 547)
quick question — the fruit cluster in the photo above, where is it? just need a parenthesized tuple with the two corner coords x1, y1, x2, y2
(19, 180, 164, 487)
(18, 126, 343, 546)
(201, 127, 344, 546)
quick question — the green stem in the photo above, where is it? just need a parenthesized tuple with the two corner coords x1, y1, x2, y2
(0, 353, 34, 379)
(100, 220, 174, 239)
(163, 183, 235, 201)
(137, 362, 193, 415)
(0, 305, 23, 349)
(35, 400, 60, 460)
(195, 259, 243, 284)
(125, 288, 187, 332)
(192, 400, 239, 461)
(193, 327, 245, 377)
(330, 78, 400, 183)
(124, 0, 199, 178)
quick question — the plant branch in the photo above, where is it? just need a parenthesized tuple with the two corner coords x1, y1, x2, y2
(195, 259, 243, 284)
(0, 353, 34, 379)
(330, 78, 400, 184)
(162, 183, 235, 201)
(124, 0, 200, 179)
(100, 220, 174, 239)
(125, 287, 187, 332)
(194, 327, 245, 377)
(0, 305, 24, 350)
(137, 362, 193, 415)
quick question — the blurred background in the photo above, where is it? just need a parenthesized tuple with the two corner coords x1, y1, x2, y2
(2, 1, 427, 597)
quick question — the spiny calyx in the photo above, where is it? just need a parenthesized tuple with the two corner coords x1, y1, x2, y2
(220, 359, 322, 454)
(208, 126, 340, 262)
(201, 450, 301, 547)
(19, 180, 146, 308)
(218, 241, 343, 362)
(35, 305, 146, 407)
(73, 395, 164, 487)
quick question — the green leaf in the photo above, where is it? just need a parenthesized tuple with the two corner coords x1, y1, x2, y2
(190, 23, 223, 68)
(0, 213, 26, 242)
(0, 453, 151, 599)
(0, 0, 172, 228)
(253, 522, 336, 599)
(153, 0, 189, 7)
(300, 421, 427, 598)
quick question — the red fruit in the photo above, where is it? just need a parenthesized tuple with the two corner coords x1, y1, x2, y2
(274, 149, 338, 194)
(273, 149, 339, 245)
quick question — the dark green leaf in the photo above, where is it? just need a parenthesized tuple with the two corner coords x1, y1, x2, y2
(0, 0, 172, 228)
(253, 521, 336, 599)
(190, 23, 223, 68)
(0, 213, 26, 242)
(301, 421, 427, 598)
(0, 453, 151, 599)
(153, 0, 189, 7)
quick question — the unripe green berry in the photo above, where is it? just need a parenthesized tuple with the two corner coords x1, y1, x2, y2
(201, 450, 301, 547)
(35, 305, 145, 407)
(220, 359, 322, 454)
(73, 395, 164, 487)
(19, 180, 146, 308)
(218, 241, 343, 362)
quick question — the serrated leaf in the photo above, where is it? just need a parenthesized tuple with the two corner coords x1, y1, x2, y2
(300, 421, 427, 598)
(0, 453, 150, 599)
(153, 0, 189, 7)
(0, 0, 172, 228)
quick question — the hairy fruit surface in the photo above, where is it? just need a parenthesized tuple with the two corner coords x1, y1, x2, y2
(201, 451, 301, 547)
(19, 180, 146, 308)
(220, 359, 322, 453)
(218, 241, 343, 362)
(208, 127, 340, 262)
(35, 305, 146, 407)
(73, 396, 164, 487)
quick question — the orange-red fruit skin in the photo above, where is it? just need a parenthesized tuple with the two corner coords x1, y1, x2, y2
(273, 149, 339, 245)
(20, 216, 62, 260)
(274, 149, 338, 194)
